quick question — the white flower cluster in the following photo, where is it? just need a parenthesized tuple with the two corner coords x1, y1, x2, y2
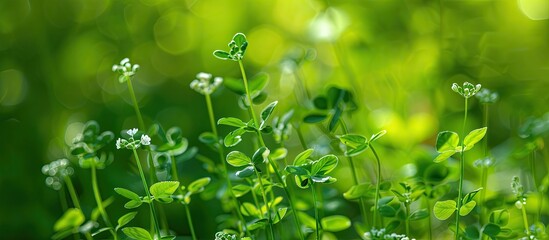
(475, 88, 499, 104)
(116, 128, 151, 150)
(451, 82, 481, 99)
(42, 159, 74, 190)
(189, 72, 223, 95)
(112, 58, 139, 83)
(363, 228, 415, 240)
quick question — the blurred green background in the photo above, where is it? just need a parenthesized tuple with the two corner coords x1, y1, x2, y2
(1, 0, 548, 239)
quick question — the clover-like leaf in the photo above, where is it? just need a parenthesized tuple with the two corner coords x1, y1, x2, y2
(434, 150, 456, 163)
(114, 188, 141, 201)
(462, 188, 482, 204)
(409, 209, 429, 221)
(226, 151, 251, 167)
(370, 130, 387, 142)
(285, 165, 309, 176)
(294, 149, 314, 166)
(321, 215, 351, 232)
(482, 223, 501, 238)
(223, 128, 246, 147)
(240, 202, 260, 217)
(463, 127, 487, 150)
(213, 50, 231, 60)
(116, 212, 137, 231)
(188, 177, 211, 194)
(150, 181, 179, 199)
(339, 134, 367, 149)
(434, 200, 457, 220)
(311, 154, 338, 175)
(236, 166, 255, 178)
(251, 147, 269, 165)
(124, 200, 142, 209)
(303, 114, 327, 123)
(122, 227, 152, 240)
(343, 183, 373, 200)
(489, 209, 509, 226)
(232, 184, 252, 197)
(260, 101, 278, 129)
(218, 117, 247, 128)
(269, 148, 287, 161)
(459, 200, 476, 216)
(54, 208, 85, 232)
(436, 131, 459, 153)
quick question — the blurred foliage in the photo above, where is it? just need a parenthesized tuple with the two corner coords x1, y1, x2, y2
(0, 0, 548, 239)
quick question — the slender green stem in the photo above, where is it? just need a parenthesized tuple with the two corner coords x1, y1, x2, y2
(530, 151, 540, 223)
(132, 148, 161, 238)
(254, 168, 275, 240)
(64, 176, 81, 209)
(521, 201, 531, 236)
(425, 197, 432, 240)
(405, 203, 410, 238)
(91, 164, 118, 240)
(479, 104, 489, 226)
(456, 97, 468, 239)
(311, 182, 321, 240)
(238, 59, 304, 240)
(296, 125, 308, 150)
(59, 187, 68, 210)
(339, 120, 369, 227)
(205, 93, 250, 236)
(126, 80, 145, 130)
(183, 203, 197, 240)
(370, 145, 382, 229)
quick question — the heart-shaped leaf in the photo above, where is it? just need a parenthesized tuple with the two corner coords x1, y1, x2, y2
(463, 127, 487, 150)
(436, 131, 459, 153)
(150, 181, 179, 199)
(434, 200, 457, 220)
(226, 151, 251, 167)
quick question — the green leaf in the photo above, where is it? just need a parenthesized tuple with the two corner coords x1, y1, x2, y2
(213, 50, 231, 60)
(114, 188, 141, 201)
(116, 212, 137, 231)
(297, 212, 317, 229)
(122, 227, 153, 240)
(434, 150, 456, 163)
(260, 101, 278, 128)
(339, 134, 367, 149)
(285, 165, 309, 176)
(343, 183, 372, 200)
(249, 72, 269, 93)
(328, 106, 343, 132)
(92, 227, 112, 237)
(54, 208, 85, 231)
(345, 144, 369, 157)
(236, 166, 255, 178)
(240, 202, 260, 217)
(434, 200, 457, 220)
(294, 149, 314, 166)
(321, 215, 351, 232)
(462, 188, 482, 204)
(482, 223, 501, 237)
(218, 117, 247, 128)
(436, 131, 460, 153)
(251, 147, 269, 165)
(311, 154, 338, 175)
(269, 148, 287, 161)
(232, 184, 252, 197)
(489, 209, 509, 226)
(409, 209, 429, 221)
(313, 96, 328, 110)
(459, 200, 476, 216)
(311, 175, 336, 183)
(124, 200, 142, 209)
(233, 33, 247, 48)
(150, 181, 179, 199)
(247, 219, 268, 231)
(199, 132, 218, 145)
(159, 236, 176, 240)
(378, 205, 397, 217)
(463, 127, 487, 150)
(188, 177, 211, 194)
(303, 114, 327, 123)
(370, 130, 387, 142)
(273, 207, 288, 224)
(223, 128, 246, 147)
(226, 151, 251, 167)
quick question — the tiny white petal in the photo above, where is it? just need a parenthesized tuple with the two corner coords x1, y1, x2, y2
(127, 128, 138, 136)
(140, 134, 151, 146)
(197, 72, 212, 80)
(121, 58, 130, 65)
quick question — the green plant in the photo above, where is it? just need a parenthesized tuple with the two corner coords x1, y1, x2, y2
(433, 82, 486, 238)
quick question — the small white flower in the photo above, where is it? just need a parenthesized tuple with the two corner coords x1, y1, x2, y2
(127, 128, 138, 137)
(120, 58, 130, 65)
(116, 138, 123, 149)
(197, 72, 212, 80)
(140, 134, 151, 146)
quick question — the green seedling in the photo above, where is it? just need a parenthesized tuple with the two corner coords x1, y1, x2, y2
(433, 82, 485, 238)
(285, 151, 340, 239)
